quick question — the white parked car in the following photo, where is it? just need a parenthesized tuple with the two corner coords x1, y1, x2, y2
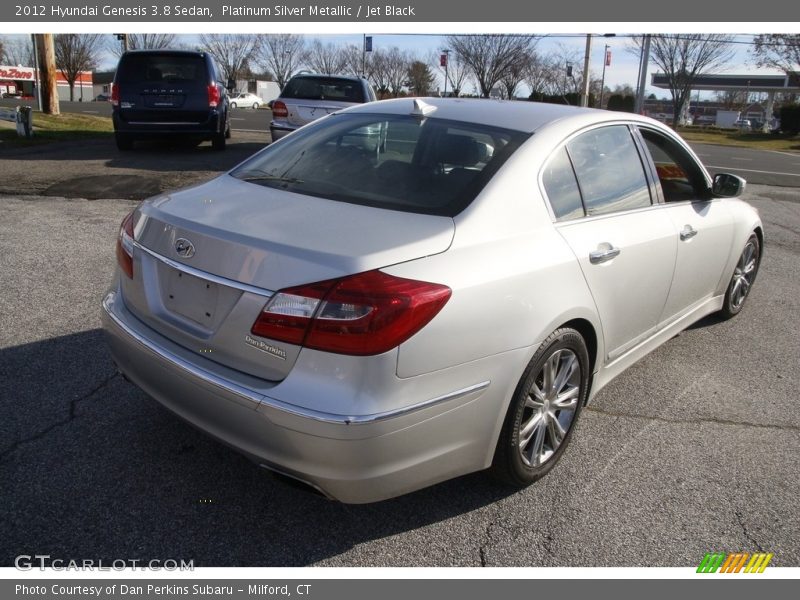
(230, 92, 262, 109)
(102, 99, 762, 503)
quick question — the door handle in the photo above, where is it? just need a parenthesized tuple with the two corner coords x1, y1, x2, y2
(680, 225, 698, 241)
(589, 244, 621, 264)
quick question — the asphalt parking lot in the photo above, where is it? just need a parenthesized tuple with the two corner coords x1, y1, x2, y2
(1, 181, 798, 567)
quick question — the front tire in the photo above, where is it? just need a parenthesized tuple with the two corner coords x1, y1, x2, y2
(491, 328, 589, 487)
(230, 102, 237, 109)
(720, 233, 760, 319)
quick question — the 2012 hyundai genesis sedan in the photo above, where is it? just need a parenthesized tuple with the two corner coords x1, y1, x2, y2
(102, 98, 763, 503)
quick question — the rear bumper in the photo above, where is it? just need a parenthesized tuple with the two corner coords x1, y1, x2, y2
(269, 121, 297, 141)
(113, 111, 222, 138)
(101, 288, 511, 503)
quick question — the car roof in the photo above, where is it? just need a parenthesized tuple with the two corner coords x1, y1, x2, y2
(291, 73, 365, 82)
(121, 49, 207, 58)
(344, 97, 667, 134)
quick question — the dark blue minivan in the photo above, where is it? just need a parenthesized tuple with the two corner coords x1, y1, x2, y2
(111, 50, 231, 151)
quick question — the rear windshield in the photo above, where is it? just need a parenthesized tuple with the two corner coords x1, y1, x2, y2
(116, 54, 206, 84)
(281, 77, 365, 103)
(231, 113, 528, 216)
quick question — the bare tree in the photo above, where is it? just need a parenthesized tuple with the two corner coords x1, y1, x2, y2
(445, 34, 536, 98)
(342, 44, 371, 78)
(107, 33, 177, 57)
(499, 53, 528, 99)
(198, 34, 259, 83)
(305, 40, 347, 75)
(257, 34, 306, 89)
(632, 34, 734, 127)
(54, 34, 104, 101)
(385, 47, 410, 97)
(0, 35, 34, 65)
(752, 34, 800, 75)
(369, 49, 392, 97)
(433, 49, 470, 97)
(524, 53, 559, 97)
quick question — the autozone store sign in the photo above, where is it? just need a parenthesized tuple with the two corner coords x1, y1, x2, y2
(0, 65, 92, 85)
(0, 66, 35, 80)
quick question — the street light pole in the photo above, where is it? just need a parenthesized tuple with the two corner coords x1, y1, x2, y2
(580, 34, 592, 107)
(599, 44, 610, 109)
(442, 49, 450, 97)
(634, 34, 651, 115)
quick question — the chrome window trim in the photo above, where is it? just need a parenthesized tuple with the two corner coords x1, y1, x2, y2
(133, 240, 274, 298)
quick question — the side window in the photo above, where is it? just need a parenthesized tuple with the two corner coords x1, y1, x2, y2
(640, 128, 709, 202)
(542, 147, 584, 220)
(567, 125, 652, 216)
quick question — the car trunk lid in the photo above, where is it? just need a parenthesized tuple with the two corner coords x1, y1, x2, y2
(120, 175, 455, 382)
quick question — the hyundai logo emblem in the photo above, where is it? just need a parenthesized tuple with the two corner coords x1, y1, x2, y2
(174, 238, 195, 258)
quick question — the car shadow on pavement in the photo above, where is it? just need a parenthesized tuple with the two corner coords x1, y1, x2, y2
(0, 136, 267, 173)
(0, 330, 516, 567)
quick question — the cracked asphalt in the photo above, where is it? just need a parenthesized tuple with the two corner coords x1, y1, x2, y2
(1, 184, 798, 567)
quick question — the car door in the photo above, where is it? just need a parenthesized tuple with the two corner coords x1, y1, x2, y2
(635, 126, 734, 324)
(543, 124, 678, 362)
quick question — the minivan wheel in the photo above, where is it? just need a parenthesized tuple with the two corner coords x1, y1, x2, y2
(212, 129, 227, 150)
(115, 133, 133, 151)
(720, 233, 760, 319)
(491, 328, 589, 487)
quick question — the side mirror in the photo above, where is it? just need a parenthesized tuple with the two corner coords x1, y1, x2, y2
(226, 79, 236, 92)
(712, 173, 746, 198)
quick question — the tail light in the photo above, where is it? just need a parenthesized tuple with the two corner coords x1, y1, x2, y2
(272, 100, 288, 118)
(251, 271, 451, 356)
(115, 211, 135, 279)
(110, 83, 119, 107)
(208, 83, 221, 108)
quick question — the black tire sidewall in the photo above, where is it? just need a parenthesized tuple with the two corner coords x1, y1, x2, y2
(495, 328, 590, 486)
(722, 233, 760, 318)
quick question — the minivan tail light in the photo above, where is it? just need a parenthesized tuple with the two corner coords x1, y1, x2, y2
(110, 83, 119, 107)
(251, 271, 451, 356)
(272, 100, 288, 118)
(116, 211, 135, 279)
(208, 83, 221, 108)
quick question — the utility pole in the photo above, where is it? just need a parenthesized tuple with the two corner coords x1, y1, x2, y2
(442, 49, 450, 97)
(634, 34, 651, 115)
(35, 34, 59, 115)
(580, 34, 592, 107)
(31, 33, 42, 112)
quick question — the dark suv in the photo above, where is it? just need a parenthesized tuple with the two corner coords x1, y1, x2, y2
(111, 50, 231, 151)
(270, 74, 376, 141)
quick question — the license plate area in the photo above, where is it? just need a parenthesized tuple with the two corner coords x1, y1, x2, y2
(163, 269, 219, 328)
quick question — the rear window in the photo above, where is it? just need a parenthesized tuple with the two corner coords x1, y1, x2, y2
(231, 113, 528, 216)
(116, 54, 207, 84)
(281, 77, 365, 103)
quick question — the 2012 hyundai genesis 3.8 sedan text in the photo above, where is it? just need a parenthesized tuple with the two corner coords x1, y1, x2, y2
(102, 98, 763, 503)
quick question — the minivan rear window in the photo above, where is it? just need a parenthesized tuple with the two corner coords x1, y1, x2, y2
(117, 54, 206, 84)
(231, 113, 529, 217)
(281, 77, 365, 103)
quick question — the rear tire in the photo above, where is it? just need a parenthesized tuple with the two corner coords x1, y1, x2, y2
(230, 102, 237, 109)
(115, 133, 133, 151)
(720, 233, 760, 319)
(252, 102, 259, 109)
(491, 328, 589, 487)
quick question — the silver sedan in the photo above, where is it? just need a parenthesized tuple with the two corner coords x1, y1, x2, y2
(102, 98, 762, 503)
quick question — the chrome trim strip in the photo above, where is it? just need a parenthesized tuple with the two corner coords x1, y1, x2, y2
(133, 241, 274, 298)
(103, 292, 490, 426)
(126, 121, 204, 125)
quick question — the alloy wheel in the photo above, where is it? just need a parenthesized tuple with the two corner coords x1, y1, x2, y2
(518, 348, 581, 467)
